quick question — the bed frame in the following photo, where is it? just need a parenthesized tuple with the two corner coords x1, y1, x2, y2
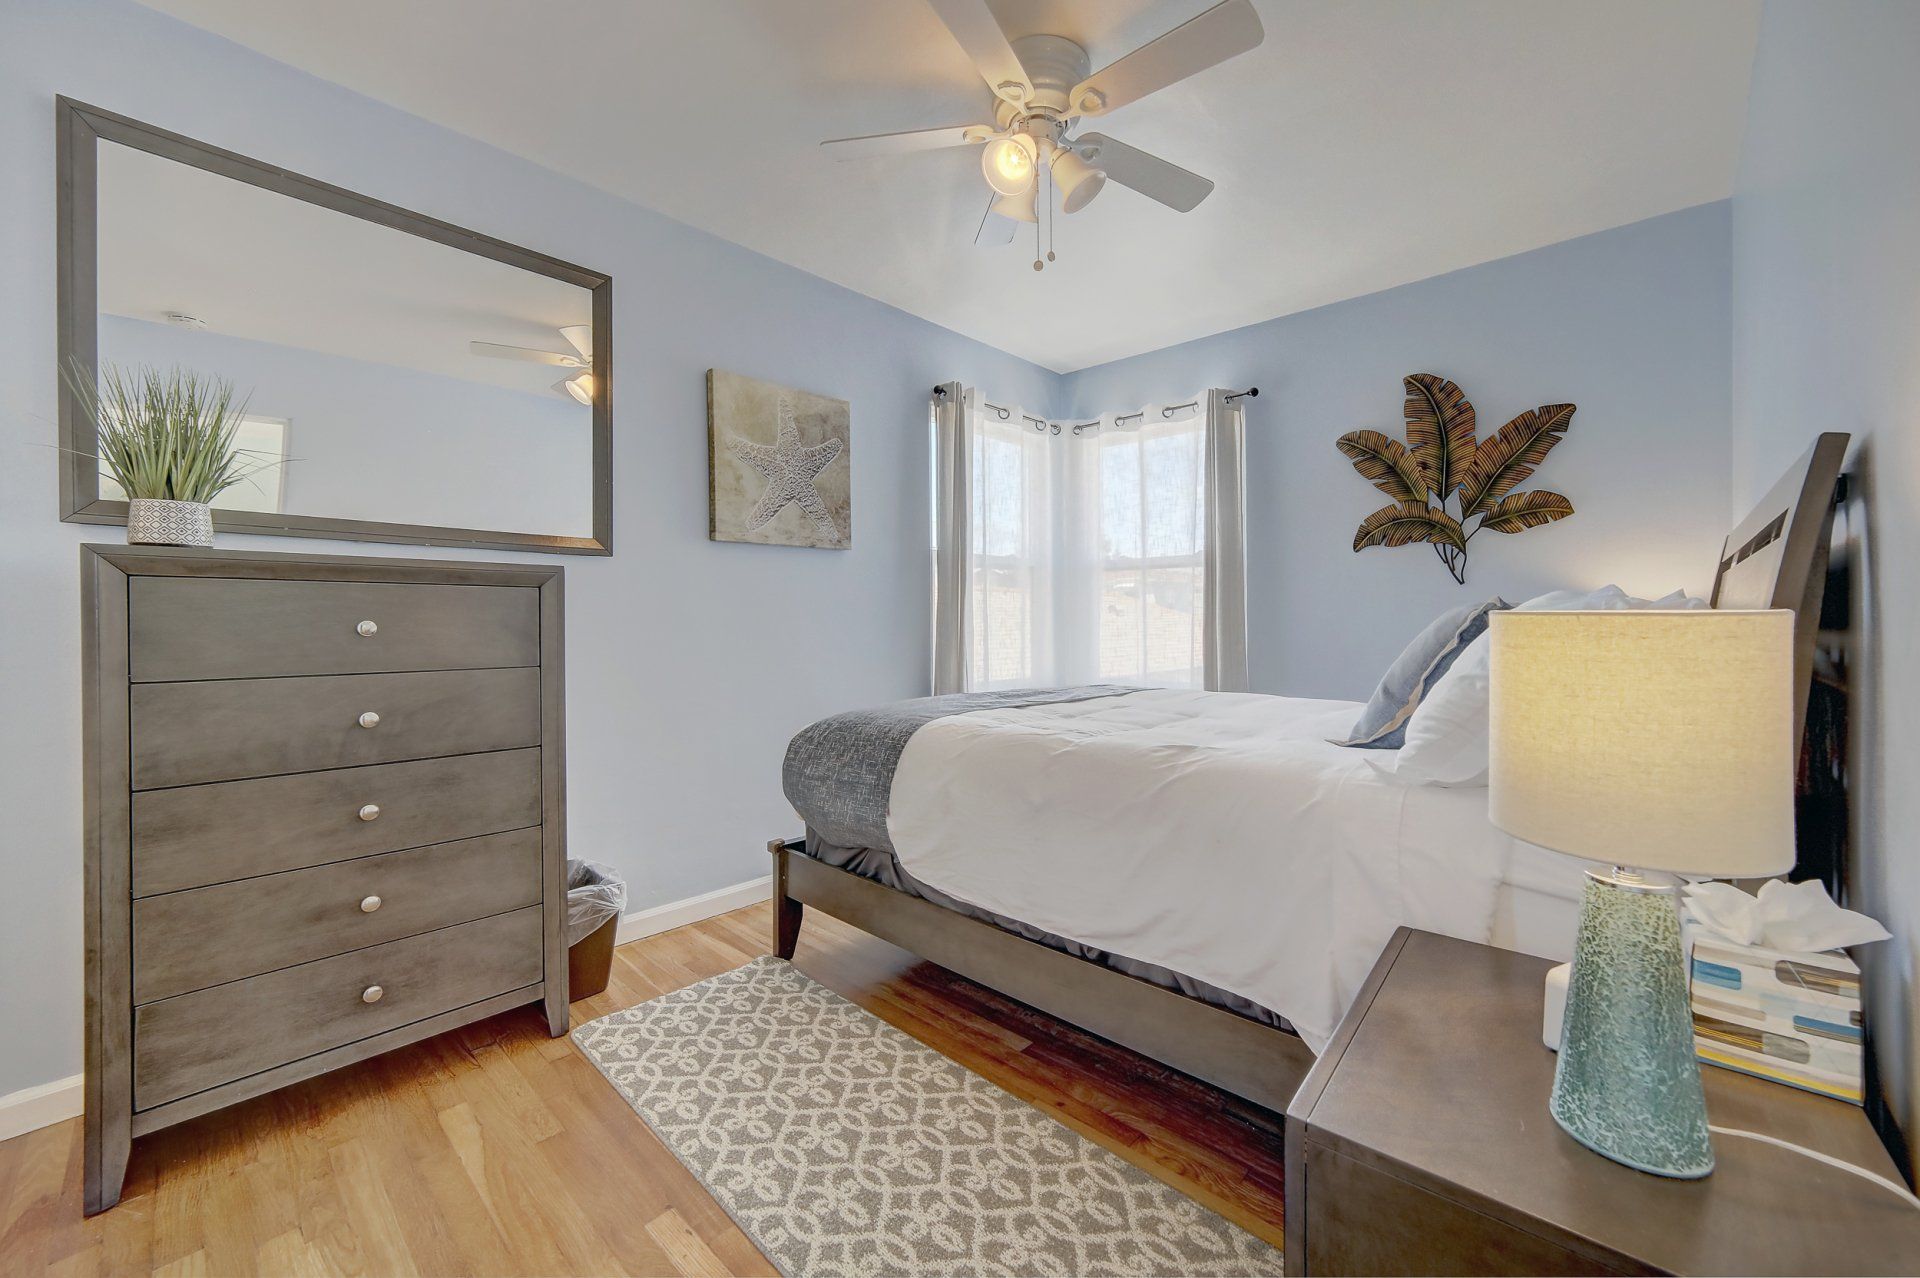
(770, 431, 1851, 1115)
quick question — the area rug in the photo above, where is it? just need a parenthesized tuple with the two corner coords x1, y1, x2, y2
(572, 956, 1283, 1278)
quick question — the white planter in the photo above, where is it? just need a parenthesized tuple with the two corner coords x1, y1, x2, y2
(125, 498, 214, 548)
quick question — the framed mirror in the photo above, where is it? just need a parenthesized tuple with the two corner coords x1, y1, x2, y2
(56, 97, 612, 554)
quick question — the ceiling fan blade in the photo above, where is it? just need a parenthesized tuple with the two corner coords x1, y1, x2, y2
(924, 0, 1035, 107)
(973, 194, 1018, 246)
(1069, 0, 1264, 117)
(470, 341, 584, 368)
(820, 123, 992, 160)
(1073, 133, 1215, 212)
(558, 324, 593, 362)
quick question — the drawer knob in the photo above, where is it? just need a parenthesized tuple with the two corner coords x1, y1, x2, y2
(356, 619, 379, 637)
(361, 985, 384, 1004)
(358, 804, 381, 822)
(360, 895, 382, 914)
(358, 711, 381, 729)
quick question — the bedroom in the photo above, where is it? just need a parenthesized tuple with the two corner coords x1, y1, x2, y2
(0, 0, 1916, 1273)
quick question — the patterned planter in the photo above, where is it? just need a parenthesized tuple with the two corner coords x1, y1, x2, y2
(125, 498, 214, 548)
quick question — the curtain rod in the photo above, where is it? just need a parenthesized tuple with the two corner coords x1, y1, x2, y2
(932, 386, 1257, 438)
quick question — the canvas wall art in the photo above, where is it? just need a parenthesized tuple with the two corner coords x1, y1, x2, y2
(708, 369, 851, 549)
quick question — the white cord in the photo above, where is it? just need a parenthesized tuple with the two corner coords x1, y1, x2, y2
(1709, 1125, 1920, 1209)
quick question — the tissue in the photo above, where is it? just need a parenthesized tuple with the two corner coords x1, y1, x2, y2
(1682, 880, 1884, 1104)
(1683, 879, 1891, 952)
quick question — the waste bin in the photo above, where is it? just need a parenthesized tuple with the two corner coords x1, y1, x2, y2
(565, 860, 625, 1000)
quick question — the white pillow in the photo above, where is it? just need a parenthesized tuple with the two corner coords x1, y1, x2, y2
(1389, 585, 1708, 787)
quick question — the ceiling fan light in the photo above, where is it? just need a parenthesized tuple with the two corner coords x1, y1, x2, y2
(1051, 147, 1107, 214)
(565, 373, 594, 406)
(981, 134, 1036, 197)
(990, 186, 1038, 224)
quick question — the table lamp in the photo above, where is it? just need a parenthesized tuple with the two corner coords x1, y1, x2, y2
(1488, 609, 1796, 1179)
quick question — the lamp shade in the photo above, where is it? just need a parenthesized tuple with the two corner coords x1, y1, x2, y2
(1051, 146, 1107, 213)
(1487, 609, 1795, 877)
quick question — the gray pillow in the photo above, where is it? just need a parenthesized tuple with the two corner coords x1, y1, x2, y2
(1335, 598, 1508, 750)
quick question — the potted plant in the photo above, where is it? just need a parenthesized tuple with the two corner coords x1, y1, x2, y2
(63, 361, 261, 548)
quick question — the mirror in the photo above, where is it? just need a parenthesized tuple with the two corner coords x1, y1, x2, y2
(58, 98, 611, 554)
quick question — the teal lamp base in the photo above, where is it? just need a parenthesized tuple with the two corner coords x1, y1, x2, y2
(1550, 868, 1714, 1179)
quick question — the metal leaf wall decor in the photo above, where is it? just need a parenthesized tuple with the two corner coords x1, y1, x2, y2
(1337, 374, 1575, 583)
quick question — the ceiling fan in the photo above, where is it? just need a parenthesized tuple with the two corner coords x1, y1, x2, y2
(469, 324, 595, 404)
(820, 0, 1264, 256)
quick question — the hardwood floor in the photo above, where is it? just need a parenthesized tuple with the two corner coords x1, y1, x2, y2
(0, 901, 1288, 1276)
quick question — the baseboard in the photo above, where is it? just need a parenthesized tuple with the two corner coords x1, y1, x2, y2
(615, 874, 773, 947)
(0, 1073, 83, 1143)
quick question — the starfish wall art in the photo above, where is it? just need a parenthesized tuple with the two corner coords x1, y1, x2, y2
(707, 369, 852, 549)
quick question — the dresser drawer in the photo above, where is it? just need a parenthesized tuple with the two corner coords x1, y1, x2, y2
(133, 907, 543, 1110)
(128, 577, 539, 682)
(131, 749, 541, 895)
(130, 667, 540, 789)
(132, 829, 542, 1003)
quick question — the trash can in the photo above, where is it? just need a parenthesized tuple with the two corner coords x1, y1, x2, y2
(565, 860, 626, 1000)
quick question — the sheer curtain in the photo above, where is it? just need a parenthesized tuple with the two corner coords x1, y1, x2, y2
(933, 387, 1247, 693)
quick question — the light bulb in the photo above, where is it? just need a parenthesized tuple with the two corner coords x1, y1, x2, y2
(566, 373, 594, 406)
(981, 134, 1036, 197)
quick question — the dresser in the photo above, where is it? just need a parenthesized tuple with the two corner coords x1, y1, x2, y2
(80, 545, 567, 1214)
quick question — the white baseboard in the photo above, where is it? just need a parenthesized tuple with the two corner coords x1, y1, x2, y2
(0, 877, 774, 1144)
(615, 874, 773, 947)
(0, 1073, 83, 1143)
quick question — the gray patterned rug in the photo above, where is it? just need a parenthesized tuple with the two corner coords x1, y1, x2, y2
(572, 956, 1283, 1278)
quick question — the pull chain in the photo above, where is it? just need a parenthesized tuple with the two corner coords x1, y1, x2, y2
(1046, 161, 1056, 263)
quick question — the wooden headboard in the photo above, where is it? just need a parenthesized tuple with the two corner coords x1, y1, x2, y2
(1711, 431, 1850, 744)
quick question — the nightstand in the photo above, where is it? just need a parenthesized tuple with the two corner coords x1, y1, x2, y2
(1284, 928, 1920, 1276)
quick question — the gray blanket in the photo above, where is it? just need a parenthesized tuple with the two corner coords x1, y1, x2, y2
(782, 685, 1133, 852)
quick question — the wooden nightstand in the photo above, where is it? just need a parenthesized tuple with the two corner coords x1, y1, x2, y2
(1284, 928, 1920, 1276)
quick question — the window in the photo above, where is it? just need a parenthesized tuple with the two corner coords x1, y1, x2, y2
(945, 398, 1218, 692)
(968, 413, 1053, 689)
(1093, 416, 1206, 687)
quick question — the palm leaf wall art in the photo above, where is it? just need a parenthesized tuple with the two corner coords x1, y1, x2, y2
(1337, 373, 1575, 583)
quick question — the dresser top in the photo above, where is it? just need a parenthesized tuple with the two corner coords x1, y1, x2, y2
(84, 542, 562, 587)
(1288, 929, 1920, 1276)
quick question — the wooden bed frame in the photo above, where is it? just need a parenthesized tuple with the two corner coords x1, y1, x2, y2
(771, 432, 1851, 1116)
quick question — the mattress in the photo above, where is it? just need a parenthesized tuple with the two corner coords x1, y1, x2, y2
(875, 688, 1596, 1052)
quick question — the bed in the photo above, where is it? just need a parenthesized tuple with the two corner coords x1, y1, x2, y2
(770, 432, 1849, 1114)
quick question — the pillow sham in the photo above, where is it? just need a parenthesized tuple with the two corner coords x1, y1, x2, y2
(1390, 584, 1709, 786)
(1334, 597, 1508, 750)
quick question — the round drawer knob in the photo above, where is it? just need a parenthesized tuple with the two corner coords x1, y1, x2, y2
(356, 619, 378, 637)
(358, 804, 381, 822)
(361, 985, 384, 1004)
(358, 711, 381, 729)
(360, 895, 382, 914)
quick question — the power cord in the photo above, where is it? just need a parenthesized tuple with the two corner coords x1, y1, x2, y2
(1709, 1126, 1920, 1209)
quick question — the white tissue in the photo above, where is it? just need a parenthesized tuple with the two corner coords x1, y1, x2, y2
(1683, 879, 1890, 954)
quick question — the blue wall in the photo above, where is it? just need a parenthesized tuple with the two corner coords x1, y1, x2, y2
(1060, 204, 1735, 700)
(0, 0, 1057, 1103)
(1732, 0, 1920, 1168)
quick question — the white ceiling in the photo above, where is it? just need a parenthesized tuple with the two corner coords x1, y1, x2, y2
(97, 142, 593, 397)
(134, 0, 1760, 373)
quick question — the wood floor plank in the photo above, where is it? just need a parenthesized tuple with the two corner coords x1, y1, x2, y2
(3, 899, 1286, 1273)
(647, 1207, 733, 1278)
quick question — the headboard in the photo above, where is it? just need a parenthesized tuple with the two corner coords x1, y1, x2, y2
(1711, 431, 1850, 745)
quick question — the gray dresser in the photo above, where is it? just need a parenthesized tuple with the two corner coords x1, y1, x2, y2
(80, 545, 568, 1214)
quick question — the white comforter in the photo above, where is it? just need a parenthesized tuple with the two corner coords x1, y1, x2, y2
(886, 688, 1530, 1052)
